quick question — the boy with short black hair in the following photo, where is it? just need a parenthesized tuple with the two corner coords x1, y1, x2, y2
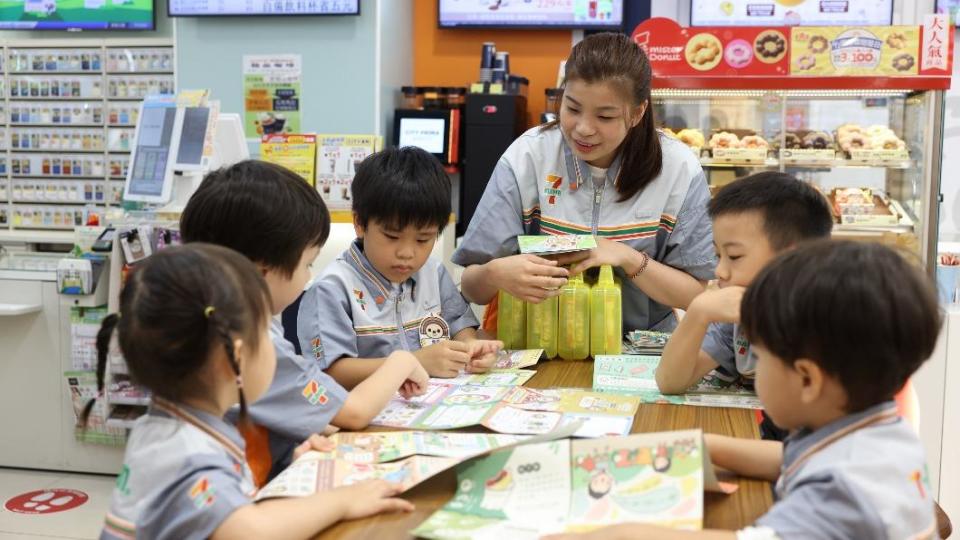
(291, 146, 501, 389)
(181, 160, 427, 483)
(656, 172, 834, 395)
(547, 240, 943, 540)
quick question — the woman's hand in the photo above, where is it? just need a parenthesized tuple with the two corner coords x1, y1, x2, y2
(551, 238, 641, 276)
(488, 254, 569, 303)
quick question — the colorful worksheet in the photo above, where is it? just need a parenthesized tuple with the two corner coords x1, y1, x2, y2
(413, 430, 731, 538)
(371, 380, 641, 436)
(518, 235, 597, 255)
(256, 428, 580, 501)
(593, 355, 762, 410)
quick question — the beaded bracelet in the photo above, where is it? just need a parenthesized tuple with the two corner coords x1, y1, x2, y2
(628, 251, 650, 280)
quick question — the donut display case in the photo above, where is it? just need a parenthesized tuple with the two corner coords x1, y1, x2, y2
(633, 16, 954, 270)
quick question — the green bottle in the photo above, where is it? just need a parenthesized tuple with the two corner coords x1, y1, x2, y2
(496, 290, 527, 350)
(590, 265, 622, 357)
(558, 271, 590, 360)
(526, 295, 558, 359)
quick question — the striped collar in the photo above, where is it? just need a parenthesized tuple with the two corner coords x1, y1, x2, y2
(345, 239, 418, 311)
(150, 397, 247, 465)
(561, 133, 624, 191)
(781, 401, 900, 481)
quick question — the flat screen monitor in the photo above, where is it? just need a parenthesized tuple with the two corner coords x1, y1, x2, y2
(124, 101, 182, 203)
(438, 0, 623, 29)
(174, 106, 210, 170)
(394, 109, 456, 164)
(690, 0, 894, 26)
(0, 0, 155, 30)
(168, 0, 358, 16)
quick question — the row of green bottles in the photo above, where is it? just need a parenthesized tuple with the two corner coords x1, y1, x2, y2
(496, 264, 622, 360)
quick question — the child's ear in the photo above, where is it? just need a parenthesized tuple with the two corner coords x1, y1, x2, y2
(793, 358, 824, 405)
(232, 337, 245, 369)
(352, 213, 365, 238)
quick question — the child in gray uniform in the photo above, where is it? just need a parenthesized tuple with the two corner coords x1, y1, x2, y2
(85, 244, 413, 540)
(546, 240, 945, 540)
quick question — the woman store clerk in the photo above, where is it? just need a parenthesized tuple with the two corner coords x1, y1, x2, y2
(452, 32, 715, 332)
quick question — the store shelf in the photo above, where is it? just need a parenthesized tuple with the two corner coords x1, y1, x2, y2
(7, 97, 104, 101)
(0, 229, 74, 243)
(105, 71, 173, 76)
(10, 123, 103, 128)
(9, 148, 105, 154)
(12, 176, 105, 180)
(11, 199, 101, 205)
(700, 157, 779, 168)
(107, 396, 150, 406)
(8, 71, 101, 75)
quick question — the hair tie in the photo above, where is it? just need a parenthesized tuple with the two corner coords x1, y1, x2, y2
(204, 306, 216, 318)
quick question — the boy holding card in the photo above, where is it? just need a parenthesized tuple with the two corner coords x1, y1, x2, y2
(548, 240, 944, 540)
(289, 147, 502, 387)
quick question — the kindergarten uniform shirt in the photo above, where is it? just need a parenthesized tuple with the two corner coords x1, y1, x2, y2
(452, 126, 716, 332)
(101, 398, 256, 540)
(742, 401, 939, 540)
(701, 322, 757, 383)
(296, 239, 479, 369)
(245, 319, 349, 475)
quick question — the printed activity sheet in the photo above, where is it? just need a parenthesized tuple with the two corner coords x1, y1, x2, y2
(593, 355, 762, 410)
(372, 381, 641, 436)
(517, 235, 597, 255)
(413, 430, 732, 538)
(257, 428, 581, 501)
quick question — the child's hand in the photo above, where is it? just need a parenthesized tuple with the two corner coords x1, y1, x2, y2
(414, 340, 471, 377)
(398, 363, 429, 399)
(292, 433, 336, 461)
(333, 479, 414, 520)
(689, 286, 746, 324)
(465, 339, 503, 373)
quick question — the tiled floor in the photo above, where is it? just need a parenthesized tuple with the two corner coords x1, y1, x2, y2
(0, 468, 114, 540)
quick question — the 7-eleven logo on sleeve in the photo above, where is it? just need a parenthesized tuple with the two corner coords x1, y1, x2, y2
(544, 175, 563, 204)
(302, 379, 329, 405)
(188, 477, 215, 508)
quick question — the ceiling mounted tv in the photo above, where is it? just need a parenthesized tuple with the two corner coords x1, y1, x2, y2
(0, 0, 155, 30)
(438, 0, 623, 29)
(691, 0, 894, 27)
(168, 0, 358, 16)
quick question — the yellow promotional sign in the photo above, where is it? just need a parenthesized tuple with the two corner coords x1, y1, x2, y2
(790, 26, 920, 76)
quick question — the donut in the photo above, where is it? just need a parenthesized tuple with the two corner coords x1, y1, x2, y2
(755, 31, 787, 63)
(797, 54, 816, 71)
(886, 32, 907, 49)
(724, 39, 753, 69)
(835, 123, 864, 140)
(866, 125, 896, 139)
(676, 128, 705, 148)
(839, 133, 871, 152)
(871, 135, 905, 150)
(807, 35, 829, 54)
(892, 53, 915, 72)
(739, 135, 769, 149)
(771, 131, 803, 150)
(709, 131, 740, 149)
(802, 131, 834, 150)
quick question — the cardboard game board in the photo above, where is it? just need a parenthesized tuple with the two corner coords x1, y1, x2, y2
(413, 429, 734, 538)
(593, 355, 762, 410)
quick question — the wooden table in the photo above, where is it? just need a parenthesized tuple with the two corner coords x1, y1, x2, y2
(315, 359, 773, 539)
